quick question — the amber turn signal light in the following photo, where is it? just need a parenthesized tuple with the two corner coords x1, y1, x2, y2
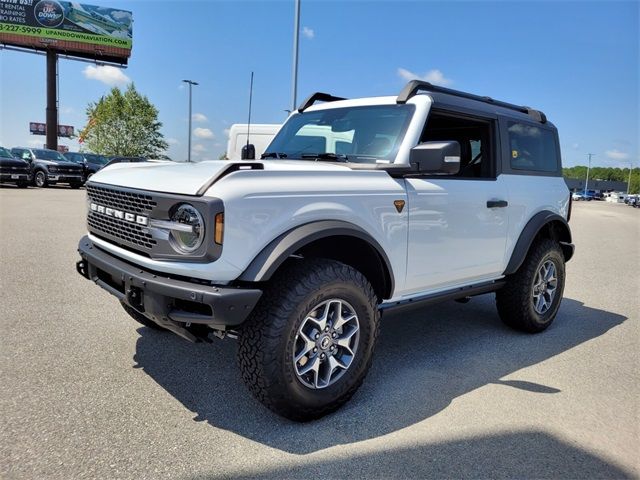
(214, 213, 224, 245)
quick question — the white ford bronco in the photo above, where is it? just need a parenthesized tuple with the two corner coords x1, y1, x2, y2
(76, 81, 574, 421)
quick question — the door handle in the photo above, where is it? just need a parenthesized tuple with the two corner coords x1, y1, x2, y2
(487, 200, 508, 208)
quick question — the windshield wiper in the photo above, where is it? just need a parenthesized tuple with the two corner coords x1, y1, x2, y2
(261, 152, 288, 159)
(301, 153, 349, 162)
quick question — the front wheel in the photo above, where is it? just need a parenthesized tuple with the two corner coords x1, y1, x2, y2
(237, 259, 380, 421)
(496, 238, 566, 333)
(34, 171, 47, 188)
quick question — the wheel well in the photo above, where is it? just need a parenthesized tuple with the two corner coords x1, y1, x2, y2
(292, 235, 392, 301)
(535, 220, 572, 259)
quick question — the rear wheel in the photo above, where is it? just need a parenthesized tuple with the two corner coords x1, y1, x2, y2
(34, 170, 47, 188)
(496, 238, 565, 333)
(120, 301, 164, 330)
(237, 259, 380, 421)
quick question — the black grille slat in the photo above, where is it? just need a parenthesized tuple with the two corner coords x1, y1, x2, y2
(86, 184, 157, 214)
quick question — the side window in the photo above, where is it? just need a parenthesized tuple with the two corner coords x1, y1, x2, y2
(421, 111, 495, 178)
(508, 122, 558, 172)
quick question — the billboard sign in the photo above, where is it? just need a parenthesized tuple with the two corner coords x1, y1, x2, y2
(30, 122, 74, 137)
(0, 1, 132, 64)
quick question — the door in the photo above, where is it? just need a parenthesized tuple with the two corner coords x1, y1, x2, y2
(403, 111, 508, 294)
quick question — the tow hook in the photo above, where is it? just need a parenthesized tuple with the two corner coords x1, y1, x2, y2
(127, 286, 144, 310)
(76, 259, 89, 279)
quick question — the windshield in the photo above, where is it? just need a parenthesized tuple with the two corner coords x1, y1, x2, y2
(264, 104, 415, 163)
(34, 149, 67, 161)
(84, 154, 109, 165)
(0, 147, 13, 158)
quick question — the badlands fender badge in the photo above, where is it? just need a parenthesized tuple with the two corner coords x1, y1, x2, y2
(393, 200, 405, 213)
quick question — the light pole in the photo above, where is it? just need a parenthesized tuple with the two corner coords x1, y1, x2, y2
(627, 161, 633, 195)
(290, 0, 301, 112)
(182, 79, 198, 162)
(584, 153, 594, 196)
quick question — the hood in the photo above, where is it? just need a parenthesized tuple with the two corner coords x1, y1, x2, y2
(0, 157, 29, 168)
(36, 159, 82, 169)
(89, 160, 352, 196)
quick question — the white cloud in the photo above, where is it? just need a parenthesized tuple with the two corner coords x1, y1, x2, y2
(83, 65, 130, 86)
(397, 67, 452, 86)
(193, 144, 206, 153)
(110, 10, 131, 21)
(223, 128, 230, 137)
(193, 128, 215, 140)
(192, 113, 207, 122)
(605, 149, 630, 160)
(302, 26, 314, 39)
(166, 137, 179, 145)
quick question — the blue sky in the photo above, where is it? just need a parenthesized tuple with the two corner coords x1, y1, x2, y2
(1, 0, 638, 167)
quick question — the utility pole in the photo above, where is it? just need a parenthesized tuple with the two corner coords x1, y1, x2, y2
(46, 50, 58, 151)
(182, 79, 198, 162)
(627, 162, 633, 195)
(290, 0, 301, 112)
(584, 153, 594, 196)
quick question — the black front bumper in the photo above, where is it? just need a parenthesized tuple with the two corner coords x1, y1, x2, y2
(76, 236, 262, 340)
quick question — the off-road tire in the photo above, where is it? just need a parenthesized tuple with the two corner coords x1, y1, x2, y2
(120, 301, 164, 330)
(17, 181, 29, 188)
(70, 182, 82, 189)
(34, 170, 47, 188)
(237, 259, 380, 421)
(496, 238, 565, 333)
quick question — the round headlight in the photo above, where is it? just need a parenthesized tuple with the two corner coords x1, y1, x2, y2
(168, 204, 205, 254)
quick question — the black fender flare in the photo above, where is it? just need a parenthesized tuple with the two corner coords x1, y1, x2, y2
(238, 220, 395, 297)
(503, 211, 574, 275)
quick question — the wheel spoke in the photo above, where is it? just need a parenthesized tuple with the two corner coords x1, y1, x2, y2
(294, 331, 315, 363)
(298, 354, 320, 377)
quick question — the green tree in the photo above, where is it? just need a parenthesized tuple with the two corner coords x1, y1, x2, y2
(563, 166, 640, 194)
(80, 83, 168, 157)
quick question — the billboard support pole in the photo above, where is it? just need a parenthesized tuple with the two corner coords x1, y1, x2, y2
(46, 50, 58, 151)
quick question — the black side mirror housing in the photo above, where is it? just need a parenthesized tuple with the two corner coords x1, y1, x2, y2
(241, 144, 256, 160)
(410, 141, 461, 174)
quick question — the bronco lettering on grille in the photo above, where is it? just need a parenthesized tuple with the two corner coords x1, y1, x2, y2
(90, 202, 149, 226)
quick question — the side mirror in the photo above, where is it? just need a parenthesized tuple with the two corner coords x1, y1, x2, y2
(410, 141, 460, 175)
(241, 144, 256, 160)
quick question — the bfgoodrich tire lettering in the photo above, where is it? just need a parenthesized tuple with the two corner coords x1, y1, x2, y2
(496, 238, 565, 333)
(237, 258, 380, 421)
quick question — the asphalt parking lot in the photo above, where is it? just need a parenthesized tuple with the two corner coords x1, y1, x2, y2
(1, 185, 638, 479)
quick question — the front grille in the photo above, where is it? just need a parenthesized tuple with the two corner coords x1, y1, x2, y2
(86, 184, 157, 214)
(88, 213, 157, 250)
(0, 166, 28, 173)
(56, 166, 82, 174)
(87, 184, 159, 251)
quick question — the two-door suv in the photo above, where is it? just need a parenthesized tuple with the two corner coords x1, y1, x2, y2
(76, 81, 574, 421)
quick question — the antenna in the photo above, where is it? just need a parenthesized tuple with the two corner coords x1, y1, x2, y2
(246, 71, 254, 150)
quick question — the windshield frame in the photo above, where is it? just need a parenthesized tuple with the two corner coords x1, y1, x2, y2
(263, 104, 416, 164)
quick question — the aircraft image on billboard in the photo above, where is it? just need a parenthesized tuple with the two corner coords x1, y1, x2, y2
(65, 3, 132, 39)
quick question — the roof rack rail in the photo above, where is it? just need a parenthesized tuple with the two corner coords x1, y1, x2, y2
(298, 92, 346, 112)
(396, 80, 547, 124)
